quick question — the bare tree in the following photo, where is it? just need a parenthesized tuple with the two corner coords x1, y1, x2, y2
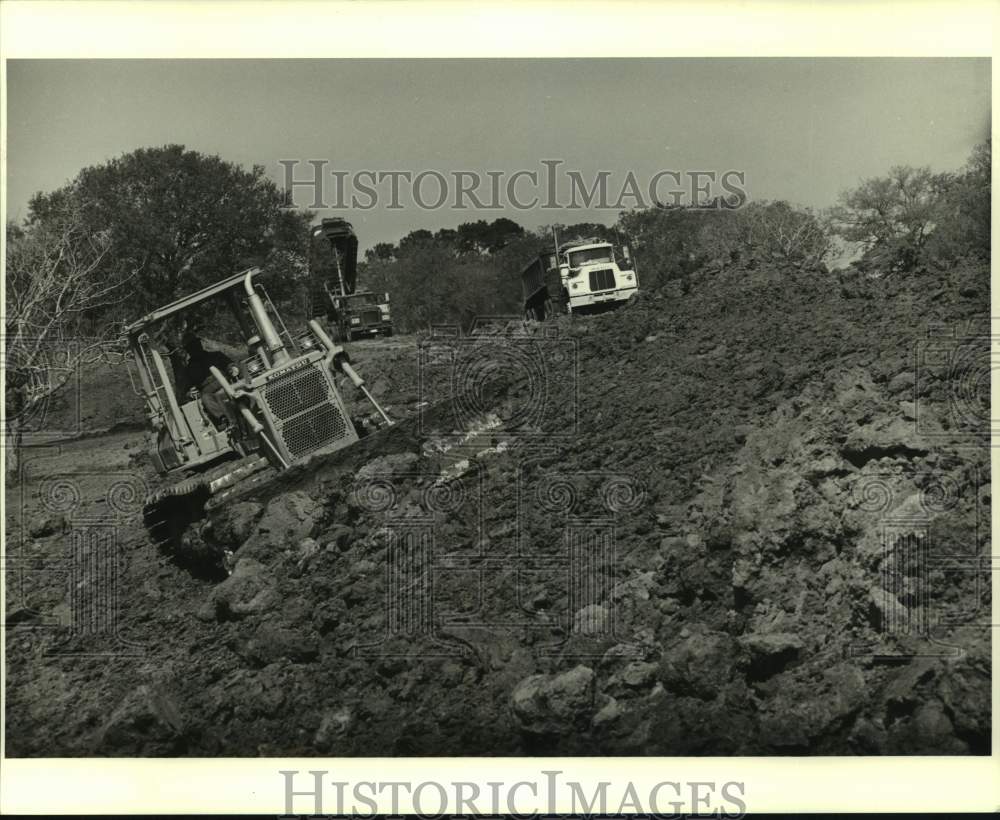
(733, 201, 834, 265)
(4, 205, 133, 476)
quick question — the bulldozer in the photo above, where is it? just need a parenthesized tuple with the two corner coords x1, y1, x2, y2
(126, 266, 392, 546)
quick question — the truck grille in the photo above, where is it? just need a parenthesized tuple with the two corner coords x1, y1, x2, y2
(588, 268, 616, 292)
(362, 308, 381, 325)
(262, 365, 350, 459)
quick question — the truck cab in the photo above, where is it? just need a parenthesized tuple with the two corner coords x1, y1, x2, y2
(329, 290, 394, 341)
(557, 239, 639, 313)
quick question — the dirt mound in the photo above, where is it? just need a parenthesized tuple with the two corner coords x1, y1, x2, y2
(5, 258, 989, 755)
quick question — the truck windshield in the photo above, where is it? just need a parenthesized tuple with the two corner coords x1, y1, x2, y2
(347, 293, 378, 305)
(568, 247, 613, 267)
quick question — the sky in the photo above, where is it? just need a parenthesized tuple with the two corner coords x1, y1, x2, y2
(5, 58, 991, 251)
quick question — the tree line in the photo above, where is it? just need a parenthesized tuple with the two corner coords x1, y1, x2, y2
(616, 141, 989, 289)
(352, 141, 989, 326)
(4, 141, 990, 458)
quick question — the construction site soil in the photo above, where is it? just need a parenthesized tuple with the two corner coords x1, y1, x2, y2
(5, 257, 991, 755)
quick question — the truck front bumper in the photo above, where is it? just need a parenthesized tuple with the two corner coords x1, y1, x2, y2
(350, 322, 393, 336)
(568, 284, 638, 308)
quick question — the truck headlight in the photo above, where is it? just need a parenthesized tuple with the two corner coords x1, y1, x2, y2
(350, 317, 361, 325)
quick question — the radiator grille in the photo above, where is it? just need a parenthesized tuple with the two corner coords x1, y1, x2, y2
(264, 367, 328, 419)
(262, 364, 351, 459)
(588, 268, 616, 292)
(362, 308, 381, 325)
(280, 403, 348, 459)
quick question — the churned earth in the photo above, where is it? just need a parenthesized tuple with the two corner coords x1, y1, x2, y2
(4, 257, 990, 755)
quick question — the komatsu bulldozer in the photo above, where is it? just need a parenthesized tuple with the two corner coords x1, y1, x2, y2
(126, 266, 391, 542)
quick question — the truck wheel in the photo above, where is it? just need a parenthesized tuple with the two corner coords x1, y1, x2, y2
(384, 328, 393, 338)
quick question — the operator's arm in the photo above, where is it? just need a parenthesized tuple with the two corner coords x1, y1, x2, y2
(205, 351, 239, 384)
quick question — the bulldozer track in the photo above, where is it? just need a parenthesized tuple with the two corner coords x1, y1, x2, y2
(145, 454, 270, 507)
(143, 454, 272, 550)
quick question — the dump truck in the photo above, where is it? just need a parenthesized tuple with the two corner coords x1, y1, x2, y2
(521, 237, 638, 319)
(126, 266, 392, 544)
(309, 218, 393, 340)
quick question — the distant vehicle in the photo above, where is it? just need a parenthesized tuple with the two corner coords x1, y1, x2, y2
(521, 237, 639, 320)
(328, 289, 394, 341)
(309, 218, 394, 341)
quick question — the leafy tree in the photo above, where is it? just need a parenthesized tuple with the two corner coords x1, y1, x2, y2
(364, 242, 396, 263)
(359, 228, 532, 332)
(831, 165, 951, 272)
(547, 221, 617, 245)
(616, 205, 716, 288)
(453, 221, 487, 253)
(434, 228, 459, 246)
(397, 229, 435, 253)
(925, 141, 990, 262)
(481, 217, 525, 253)
(617, 199, 834, 287)
(454, 218, 525, 254)
(26, 145, 313, 315)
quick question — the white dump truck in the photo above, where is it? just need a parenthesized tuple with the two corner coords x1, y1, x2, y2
(521, 237, 639, 319)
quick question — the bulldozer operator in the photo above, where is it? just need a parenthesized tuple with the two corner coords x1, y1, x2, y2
(180, 331, 239, 430)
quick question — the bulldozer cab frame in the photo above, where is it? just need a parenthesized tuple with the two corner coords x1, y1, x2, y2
(125, 267, 388, 480)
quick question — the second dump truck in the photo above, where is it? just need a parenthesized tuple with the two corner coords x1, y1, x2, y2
(309, 218, 394, 341)
(520, 236, 638, 320)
